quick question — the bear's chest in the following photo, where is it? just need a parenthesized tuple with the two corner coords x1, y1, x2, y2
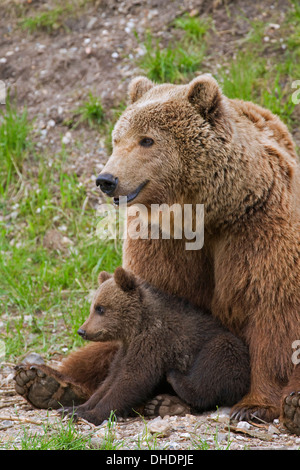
(123, 237, 214, 310)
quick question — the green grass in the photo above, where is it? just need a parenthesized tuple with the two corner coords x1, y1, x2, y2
(16, 417, 92, 450)
(172, 14, 211, 42)
(137, 14, 211, 83)
(69, 92, 105, 129)
(5, 411, 121, 450)
(0, 93, 32, 193)
(138, 33, 205, 83)
(19, 6, 71, 33)
(0, 107, 121, 360)
(18, 0, 91, 33)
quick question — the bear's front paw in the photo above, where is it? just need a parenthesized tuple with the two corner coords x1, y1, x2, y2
(230, 400, 279, 423)
(282, 391, 300, 435)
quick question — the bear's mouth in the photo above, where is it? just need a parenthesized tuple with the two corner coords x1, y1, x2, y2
(113, 180, 149, 205)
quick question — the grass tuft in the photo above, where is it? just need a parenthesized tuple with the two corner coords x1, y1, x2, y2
(0, 92, 32, 193)
(69, 92, 105, 129)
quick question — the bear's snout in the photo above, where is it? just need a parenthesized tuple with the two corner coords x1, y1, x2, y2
(96, 173, 118, 196)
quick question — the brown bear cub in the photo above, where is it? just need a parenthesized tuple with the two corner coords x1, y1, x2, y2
(56, 267, 250, 425)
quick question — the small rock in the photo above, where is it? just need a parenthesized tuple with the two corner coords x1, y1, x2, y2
(0, 420, 13, 429)
(268, 424, 280, 435)
(236, 421, 251, 431)
(147, 416, 171, 437)
(87, 17, 97, 30)
(21, 352, 45, 366)
(62, 131, 72, 145)
(46, 119, 56, 129)
(166, 441, 181, 450)
(189, 9, 199, 17)
(268, 23, 280, 29)
(111, 52, 119, 59)
(210, 407, 231, 424)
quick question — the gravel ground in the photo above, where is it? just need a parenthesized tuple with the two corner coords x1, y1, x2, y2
(1, 362, 300, 450)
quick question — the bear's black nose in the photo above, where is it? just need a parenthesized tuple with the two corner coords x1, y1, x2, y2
(77, 328, 87, 339)
(96, 173, 118, 196)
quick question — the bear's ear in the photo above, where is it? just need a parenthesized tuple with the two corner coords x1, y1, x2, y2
(187, 75, 223, 121)
(128, 76, 154, 104)
(98, 271, 112, 285)
(114, 267, 137, 291)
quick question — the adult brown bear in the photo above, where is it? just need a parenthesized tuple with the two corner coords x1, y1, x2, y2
(15, 75, 300, 433)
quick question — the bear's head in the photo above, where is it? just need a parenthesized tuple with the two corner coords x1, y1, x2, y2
(78, 267, 143, 342)
(96, 75, 232, 210)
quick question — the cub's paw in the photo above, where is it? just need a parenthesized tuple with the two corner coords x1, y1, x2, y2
(14, 362, 83, 409)
(282, 391, 300, 436)
(144, 394, 191, 418)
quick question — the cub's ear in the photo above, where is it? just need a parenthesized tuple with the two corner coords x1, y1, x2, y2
(114, 267, 137, 291)
(128, 76, 154, 104)
(98, 271, 112, 285)
(187, 75, 223, 121)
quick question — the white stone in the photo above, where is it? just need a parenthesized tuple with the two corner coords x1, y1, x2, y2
(210, 407, 231, 423)
(147, 416, 171, 437)
(236, 421, 251, 431)
(62, 131, 72, 145)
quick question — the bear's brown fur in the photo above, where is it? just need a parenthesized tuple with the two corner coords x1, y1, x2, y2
(15, 75, 300, 431)
(99, 75, 300, 425)
(58, 267, 250, 425)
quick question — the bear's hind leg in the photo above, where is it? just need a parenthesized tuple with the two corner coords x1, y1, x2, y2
(14, 341, 119, 409)
(14, 362, 87, 409)
(167, 333, 251, 412)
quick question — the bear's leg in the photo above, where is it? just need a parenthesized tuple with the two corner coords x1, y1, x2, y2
(281, 365, 300, 435)
(166, 333, 251, 412)
(229, 319, 297, 424)
(14, 342, 119, 409)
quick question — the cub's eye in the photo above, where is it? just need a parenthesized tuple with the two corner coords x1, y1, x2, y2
(95, 305, 105, 315)
(139, 137, 154, 148)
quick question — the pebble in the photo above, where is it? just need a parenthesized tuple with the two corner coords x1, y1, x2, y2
(236, 421, 251, 431)
(210, 407, 231, 424)
(62, 131, 72, 145)
(47, 119, 56, 129)
(147, 416, 172, 437)
(268, 424, 280, 435)
(268, 23, 280, 29)
(87, 17, 97, 30)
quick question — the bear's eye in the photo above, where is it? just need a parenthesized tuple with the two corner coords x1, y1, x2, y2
(139, 137, 154, 148)
(95, 305, 105, 315)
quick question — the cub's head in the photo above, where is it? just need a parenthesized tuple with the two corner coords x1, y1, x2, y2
(78, 267, 142, 342)
(96, 75, 231, 208)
